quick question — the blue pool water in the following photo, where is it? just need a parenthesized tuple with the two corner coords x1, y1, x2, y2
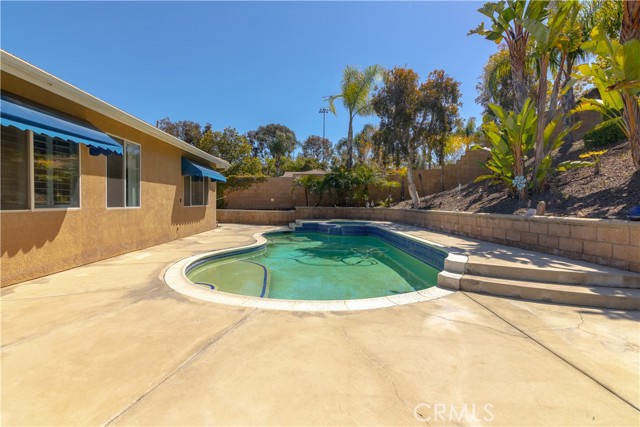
(187, 227, 443, 300)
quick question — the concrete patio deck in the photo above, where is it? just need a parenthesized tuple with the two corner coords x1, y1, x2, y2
(1, 224, 638, 426)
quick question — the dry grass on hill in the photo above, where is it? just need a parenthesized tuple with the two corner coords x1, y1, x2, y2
(393, 140, 640, 219)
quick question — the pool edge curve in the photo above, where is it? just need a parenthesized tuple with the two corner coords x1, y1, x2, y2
(163, 222, 467, 311)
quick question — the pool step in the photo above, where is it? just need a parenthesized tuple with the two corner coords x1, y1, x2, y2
(460, 275, 640, 310)
(464, 261, 640, 289)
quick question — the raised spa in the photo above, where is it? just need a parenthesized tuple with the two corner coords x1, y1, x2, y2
(186, 221, 447, 301)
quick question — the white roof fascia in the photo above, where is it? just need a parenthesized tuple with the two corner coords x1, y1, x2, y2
(0, 50, 230, 170)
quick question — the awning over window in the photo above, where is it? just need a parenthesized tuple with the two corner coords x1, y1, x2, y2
(181, 157, 227, 183)
(1, 95, 123, 156)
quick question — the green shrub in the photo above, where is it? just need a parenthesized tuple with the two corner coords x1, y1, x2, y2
(584, 119, 626, 148)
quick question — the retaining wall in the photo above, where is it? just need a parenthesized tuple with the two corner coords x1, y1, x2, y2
(220, 207, 640, 273)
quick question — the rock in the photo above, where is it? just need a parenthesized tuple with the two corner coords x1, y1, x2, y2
(536, 201, 546, 216)
(577, 210, 587, 218)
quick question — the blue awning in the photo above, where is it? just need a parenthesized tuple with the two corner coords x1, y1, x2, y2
(182, 157, 227, 183)
(1, 95, 123, 156)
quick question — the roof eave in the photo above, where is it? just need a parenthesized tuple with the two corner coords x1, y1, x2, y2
(0, 50, 230, 170)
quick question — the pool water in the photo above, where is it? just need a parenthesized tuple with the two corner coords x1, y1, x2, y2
(187, 232, 440, 300)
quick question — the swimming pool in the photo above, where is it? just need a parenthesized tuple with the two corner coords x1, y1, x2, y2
(165, 221, 463, 311)
(187, 231, 440, 300)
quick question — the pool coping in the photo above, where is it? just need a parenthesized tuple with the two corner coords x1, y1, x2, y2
(163, 221, 467, 311)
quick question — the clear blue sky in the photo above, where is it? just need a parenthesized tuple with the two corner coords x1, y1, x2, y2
(1, 1, 495, 147)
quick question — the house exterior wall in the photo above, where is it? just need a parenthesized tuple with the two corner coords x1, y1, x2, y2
(1, 72, 219, 287)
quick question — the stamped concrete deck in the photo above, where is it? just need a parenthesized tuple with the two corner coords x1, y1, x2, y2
(2, 224, 639, 426)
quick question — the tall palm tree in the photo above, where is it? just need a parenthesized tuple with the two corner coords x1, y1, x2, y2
(470, 1, 547, 113)
(326, 65, 383, 169)
(470, 0, 548, 199)
(525, 0, 582, 183)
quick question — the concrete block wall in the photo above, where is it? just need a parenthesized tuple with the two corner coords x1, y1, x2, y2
(223, 150, 489, 210)
(221, 177, 303, 210)
(290, 207, 639, 273)
(572, 109, 601, 141)
(216, 209, 296, 225)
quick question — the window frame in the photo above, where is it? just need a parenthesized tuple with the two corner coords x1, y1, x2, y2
(105, 136, 142, 210)
(184, 176, 209, 207)
(0, 127, 82, 212)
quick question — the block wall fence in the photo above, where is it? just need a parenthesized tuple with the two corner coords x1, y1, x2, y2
(222, 106, 602, 211)
(223, 150, 490, 210)
(217, 207, 640, 274)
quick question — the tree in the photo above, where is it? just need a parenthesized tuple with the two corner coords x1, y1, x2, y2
(457, 116, 478, 152)
(559, 0, 608, 140)
(326, 65, 383, 169)
(293, 175, 324, 207)
(523, 0, 582, 185)
(583, 0, 623, 41)
(246, 124, 298, 176)
(324, 166, 356, 206)
(470, 1, 548, 113)
(470, 0, 548, 199)
(353, 124, 382, 166)
(199, 127, 261, 179)
(372, 67, 428, 207)
(475, 47, 536, 117)
(156, 118, 204, 146)
(301, 135, 333, 167)
(282, 155, 325, 173)
(352, 163, 384, 206)
(333, 137, 349, 166)
(198, 127, 264, 206)
(422, 70, 463, 191)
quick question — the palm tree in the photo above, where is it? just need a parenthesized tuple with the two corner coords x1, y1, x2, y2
(326, 65, 383, 169)
(524, 0, 582, 183)
(470, 1, 547, 113)
(470, 0, 547, 199)
(353, 164, 383, 204)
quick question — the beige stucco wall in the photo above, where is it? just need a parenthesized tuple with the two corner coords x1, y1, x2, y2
(1, 73, 219, 286)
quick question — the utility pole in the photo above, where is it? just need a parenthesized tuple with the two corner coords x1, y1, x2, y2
(319, 108, 329, 139)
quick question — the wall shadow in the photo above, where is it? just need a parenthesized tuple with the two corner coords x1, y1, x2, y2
(1, 210, 67, 257)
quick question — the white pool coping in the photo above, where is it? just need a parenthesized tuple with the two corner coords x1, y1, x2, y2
(163, 221, 467, 311)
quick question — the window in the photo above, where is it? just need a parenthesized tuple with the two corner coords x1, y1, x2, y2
(1, 126, 30, 210)
(1, 126, 80, 210)
(106, 139, 140, 208)
(184, 176, 209, 206)
(33, 133, 79, 208)
(106, 149, 124, 207)
(126, 142, 141, 207)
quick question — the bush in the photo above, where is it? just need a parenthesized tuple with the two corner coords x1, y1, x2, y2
(584, 119, 626, 148)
